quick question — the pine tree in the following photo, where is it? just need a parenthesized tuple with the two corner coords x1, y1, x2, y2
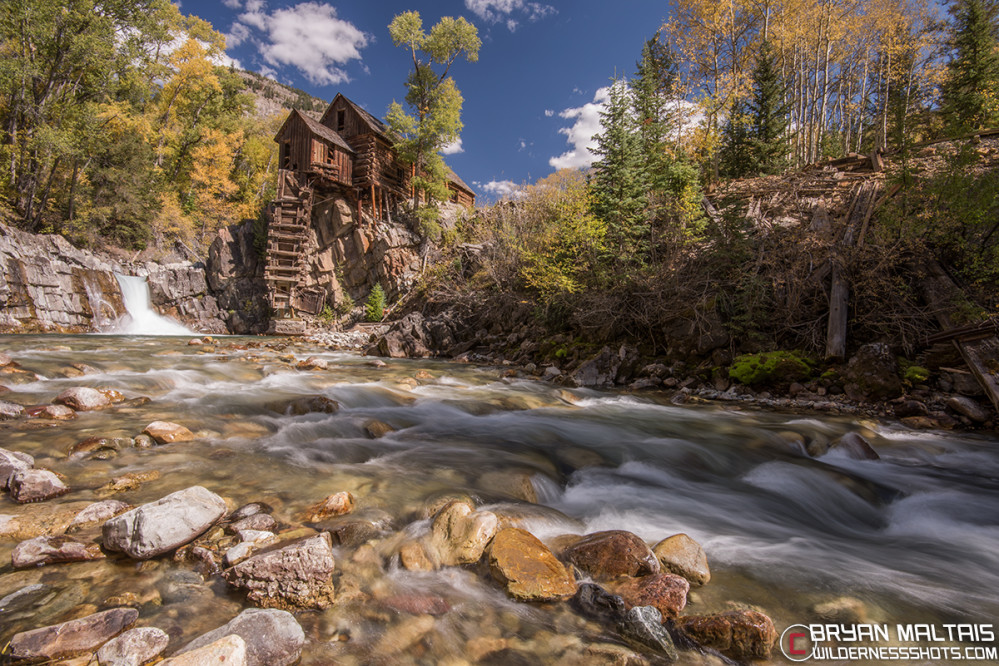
(632, 34, 678, 195)
(747, 39, 789, 175)
(720, 103, 754, 178)
(365, 283, 386, 322)
(590, 80, 648, 260)
(941, 0, 999, 132)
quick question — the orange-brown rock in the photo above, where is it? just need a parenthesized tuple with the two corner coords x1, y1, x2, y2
(676, 609, 777, 660)
(561, 530, 660, 580)
(298, 491, 355, 523)
(143, 420, 195, 444)
(652, 533, 710, 586)
(488, 528, 577, 601)
(609, 573, 689, 619)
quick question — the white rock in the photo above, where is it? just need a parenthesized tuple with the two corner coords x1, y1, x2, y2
(102, 486, 226, 559)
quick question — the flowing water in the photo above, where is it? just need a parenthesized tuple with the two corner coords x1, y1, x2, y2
(1, 334, 998, 664)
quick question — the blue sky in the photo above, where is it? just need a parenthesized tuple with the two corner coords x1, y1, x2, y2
(193, 0, 672, 201)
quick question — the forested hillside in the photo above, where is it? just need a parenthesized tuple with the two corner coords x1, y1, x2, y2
(0, 0, 321, 254)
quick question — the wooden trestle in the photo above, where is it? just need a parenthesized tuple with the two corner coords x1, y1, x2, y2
(264, 170, 313, 315)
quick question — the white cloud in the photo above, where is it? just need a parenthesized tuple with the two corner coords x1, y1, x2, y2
(222, 0, 242, 8)
(544, 109, 554, 117)
(464, 0, 556, 31)
(225, 22, 250, 48)
(230, 2, 369, 85)
(442, 138, 464, 155)
(549, 86, 611, 170)
(480, 180, 524, 200)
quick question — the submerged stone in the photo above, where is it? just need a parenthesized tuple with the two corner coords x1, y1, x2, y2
(55, 386, 111, 411)
(142, 421, 195, 444)
(430, 500, 498, 566)
(12, 535, 105, 568)
(298, 491, 354, 523)
(570, 583, 628, 624)
(618, 605, 679, 660)
(0, 447, 34, 489)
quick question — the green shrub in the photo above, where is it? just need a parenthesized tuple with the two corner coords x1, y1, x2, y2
(365, 283, 386, 322)
(729, 351, 815, 386)
(336, 292, 355, 316)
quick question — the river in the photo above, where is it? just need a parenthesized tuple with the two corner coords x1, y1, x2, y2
(1, 334, 997, 664)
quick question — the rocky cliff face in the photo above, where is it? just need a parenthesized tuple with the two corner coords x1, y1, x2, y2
(0, 223, 226, 334)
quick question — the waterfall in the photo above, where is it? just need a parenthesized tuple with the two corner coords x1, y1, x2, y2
(112, 273, 194, 336)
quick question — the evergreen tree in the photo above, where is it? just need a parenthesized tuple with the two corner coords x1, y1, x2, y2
(365, 283, 386, 322)
(941, 0, 999, 132)
(589, 80, 647, 260)
(747, 39, 789, 175)
(720, 103, 754, 178)
(632, 33, 678, 195)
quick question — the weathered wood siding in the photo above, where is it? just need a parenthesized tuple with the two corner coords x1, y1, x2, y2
(275, 114, 352, 186)
(321, 97, 367, 141)
(276, 114, 313, 174)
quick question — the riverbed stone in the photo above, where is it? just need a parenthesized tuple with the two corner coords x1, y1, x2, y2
(652, 534, 710, 586)
(609, 573, 689, 619)
(68, 437, 134, 460)
(55, 387, 112, 411)
(12, 535, 105, 568)
(9, 468, 69, 503)
(67, 500, 133, 532)
(102, 486, 227, 559)
(178, 608, 304, 666)
(430, 500, 499, 566)
(830, 432, 880, 460)
(946, 395, 991, 423)
(0, 399, 25, 420)
(676, 609, 777, 660)
(0, 447, 34, 488)
(96, 470, 161, 497)
(298, 491, 354, 523)
(163, 635, 247, 666)
(570, 583, 628, 623)
(7, 607, 138, 663)
(142, 421, 195, 444)
(28, 404, 77, 420)
(280, 395, 340, 415)
(618, 606, 679, 660)
(488, 527, 577, 601)
(223, 532, 336, 609)
(229, 513, 277, 533)
(95, 626, 170, 666)
(296, 356, 328, 370)
(561, 530, 660, 580)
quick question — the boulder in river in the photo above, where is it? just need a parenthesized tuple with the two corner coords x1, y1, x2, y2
(223, 532, 336, 609)
(0, 399, 25, 420)
(570, 583, 628, 624)
(280, 395, 340, 415)
(652, 533, 710, 586)
(9, 468, 69, 503)
(12, 534, 105, 568)
(55, 386, 112, 411)
(946, 395, 991, 423)
(487, 527, 577, 601)
(96, 626, 170, 666)
(830, 432, 880, 460)
(0, 447, 34, 489)
(676, 609, 777, 661)
(27, 404, 76, 420)
(609, 573, 689, 619)
(297, 491, 354, 523)
(430, 500, 499, 566)
(561, 530, 660, 580)
(142, 421, 196, 444)
(178, 608, 304, 666)
(6, 607, 138, 663)
(618, 605, 679, 660)
(102, 486, 227, 559)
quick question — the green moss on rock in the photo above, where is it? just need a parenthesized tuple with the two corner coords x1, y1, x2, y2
(728, 351, 815, 387)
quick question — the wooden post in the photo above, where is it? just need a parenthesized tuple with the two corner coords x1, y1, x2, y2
(825, 181, 880, 361)
(370, 183, 376, 220)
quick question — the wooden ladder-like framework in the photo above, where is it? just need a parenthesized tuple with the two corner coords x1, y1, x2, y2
(265, 170, 313, 315)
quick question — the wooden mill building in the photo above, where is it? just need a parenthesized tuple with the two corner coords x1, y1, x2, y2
(265, 93, 475, 317)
